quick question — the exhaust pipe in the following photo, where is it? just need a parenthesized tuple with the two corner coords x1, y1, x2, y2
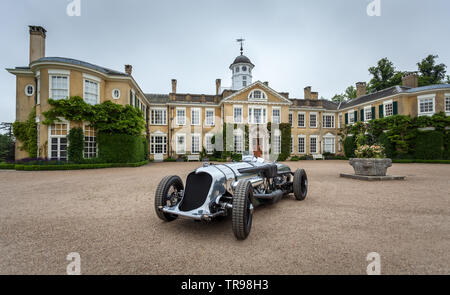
(254, 189, 284, 201)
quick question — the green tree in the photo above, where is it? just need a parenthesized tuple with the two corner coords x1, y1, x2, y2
(345, 85, 357, 99)
(417, 54, 447, 86)
(331, 94, 346, 103)
(367, 58, 403, 93)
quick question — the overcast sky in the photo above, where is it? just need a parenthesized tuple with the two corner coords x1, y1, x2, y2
(1, 0, 450, 122)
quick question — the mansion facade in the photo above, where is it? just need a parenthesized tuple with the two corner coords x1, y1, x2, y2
(7, 26, 450, 161)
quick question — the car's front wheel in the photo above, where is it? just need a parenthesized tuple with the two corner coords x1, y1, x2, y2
(293, 169, 308, 201)
(155, 175, 184, 222)
(232, 179, 254, 240)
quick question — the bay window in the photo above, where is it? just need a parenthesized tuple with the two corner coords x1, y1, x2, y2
(84, 79, 99, 105)
(50, 75, 69, 100)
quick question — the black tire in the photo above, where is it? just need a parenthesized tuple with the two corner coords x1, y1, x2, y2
(155, 175, 184, 222)
(293, 169, 308, 201)
(232, 179, 254, 240)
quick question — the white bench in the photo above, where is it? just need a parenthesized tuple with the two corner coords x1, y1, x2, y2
(313, 154, 323, 160)
(153, 154, 164, 162)
(187, 155, 200, 162)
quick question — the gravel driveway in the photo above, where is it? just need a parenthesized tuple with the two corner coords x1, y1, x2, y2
(0, 161, 449, 274)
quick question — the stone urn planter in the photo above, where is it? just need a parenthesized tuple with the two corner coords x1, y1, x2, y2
(349, 158, 392, 176)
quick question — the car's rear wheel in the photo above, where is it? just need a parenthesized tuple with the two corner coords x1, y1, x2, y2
(155, 175, 184, 222)
(293, 169, 308, 201)
(232, 179, 254, 240)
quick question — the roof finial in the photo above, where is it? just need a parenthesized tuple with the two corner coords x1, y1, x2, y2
(236, 38, 245, 55)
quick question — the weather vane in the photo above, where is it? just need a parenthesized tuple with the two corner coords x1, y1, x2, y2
(236, 38, 245, 55)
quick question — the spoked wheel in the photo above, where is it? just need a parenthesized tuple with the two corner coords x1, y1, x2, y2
(232, 179, 254, 240)
(293, 169, 308, 201)
(155, 175, 184, 222)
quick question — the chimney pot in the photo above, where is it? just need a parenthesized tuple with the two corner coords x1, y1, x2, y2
(124, 65, 133, 75)
(304, 86, 312, 100)
(171, 79, 177, 94)
(215, 79, 221, 95)
(29, 25, 47, 64)
(402, 72, 418, 88)
(356, 82, 367, 98)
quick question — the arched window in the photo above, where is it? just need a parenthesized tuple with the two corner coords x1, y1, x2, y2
(248, 89, 267, 101)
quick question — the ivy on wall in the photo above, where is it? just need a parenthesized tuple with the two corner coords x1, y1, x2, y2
(43, 96, 146, 136)
(267, 122, 292, 161)
(67, 128, 84, 163)
(13, 107, 37, 158)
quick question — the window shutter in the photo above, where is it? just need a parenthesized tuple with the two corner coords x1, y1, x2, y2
(354, 111, 358, 122)
(345, 113, 348, 125)
(371, 107, 376, 120)
(379, 105, 384, 118)
(130, 90, 133, 105)
(360, 109, 364, 122)
(393, 101, 398, 115)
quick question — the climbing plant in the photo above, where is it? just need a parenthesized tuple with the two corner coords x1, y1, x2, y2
(13, 107, 37, 158)
(67, 127, 84, 163)
(43, 96, 146, 136)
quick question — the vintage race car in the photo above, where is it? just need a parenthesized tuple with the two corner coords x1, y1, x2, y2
(154, 156, 308, 240)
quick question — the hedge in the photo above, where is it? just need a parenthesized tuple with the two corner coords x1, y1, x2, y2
(68, 127, 84, 163)
(344, 136, 356, 158)
(378, 132, 395, 158)
(12, 160, 149, 171)
(414, 131, 444, 160)
(97, 133, 146, 163)
(0, 163, 15, 170)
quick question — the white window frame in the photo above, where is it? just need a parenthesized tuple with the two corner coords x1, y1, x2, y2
(205, 108, 215, 126)
(24, 84, 35, 97)
(309, 112, 318, 128)
(323, 113, 335, 128)
(273, 134, 281, 155)
(49, 69, 70, 100)
(234, 134, 244, 154)
(176, 133, 186, 154)
(176, 107, 186, 126)
(191, 134, 201, 154)
(83, 124, 98, 159)
(36, 74, 41, 105)
(383, 100, 393, 117)
(233, 105, 243, 124)
(364, 106, 372, 122)
(191, 108, 201, 126)
(112, 89, 121, 100)
(338, 113, 342, 129)
(48, 121, 70, 160)
(272, 107, 281, 124)
(417, 94, 435, 116)
(150, 108, 167, 125)
(297, 112, 305, 128)
(298, 135, 306, 154)
(248, 106, 267, 124)
(205, 134, 214, 154)
(150, 133, 167, 155)
(323, 135, 335, 154)
(348, 111, 355, 125)
(309, 135, 318, 154)
(248, 89, 268, 101)
(83, 76, 100, 105)
(445, 93, 450, 115)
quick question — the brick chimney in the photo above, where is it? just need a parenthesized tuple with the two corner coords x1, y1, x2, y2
(304, 86, 312, 99)
(311, 92, 319, 100)
(356, 82, 367, 98)
(171, 79, 177, 94)
(124, 65, 133, 75)
(29, 26, 46, 64)
(216, 79, 221, 95)
(402, 72, 418, 88)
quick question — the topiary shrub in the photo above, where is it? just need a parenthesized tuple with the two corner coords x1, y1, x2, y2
(414, 131, 444, 160)
(68, 127, 84, 163)
(344, 135, 356, 158)
(98, 133, 145, 163)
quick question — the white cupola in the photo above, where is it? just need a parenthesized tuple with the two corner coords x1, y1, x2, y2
(230, 41, 254, 90)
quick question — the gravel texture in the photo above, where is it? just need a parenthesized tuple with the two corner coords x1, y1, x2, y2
(0, 161, 449, 275)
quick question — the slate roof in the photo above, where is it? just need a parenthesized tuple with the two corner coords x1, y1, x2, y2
(31, 57, 128, 76)
(144, 94, 170, 104)
(230, 54, 254, 67)
(405, 84, 450, 93)
(338, 86, 410, 109)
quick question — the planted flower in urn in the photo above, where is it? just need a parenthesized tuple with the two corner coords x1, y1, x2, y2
(350, 141, 392, 176)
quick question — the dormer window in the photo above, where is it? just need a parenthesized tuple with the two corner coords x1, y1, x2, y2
(248, 89, 267, 100)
